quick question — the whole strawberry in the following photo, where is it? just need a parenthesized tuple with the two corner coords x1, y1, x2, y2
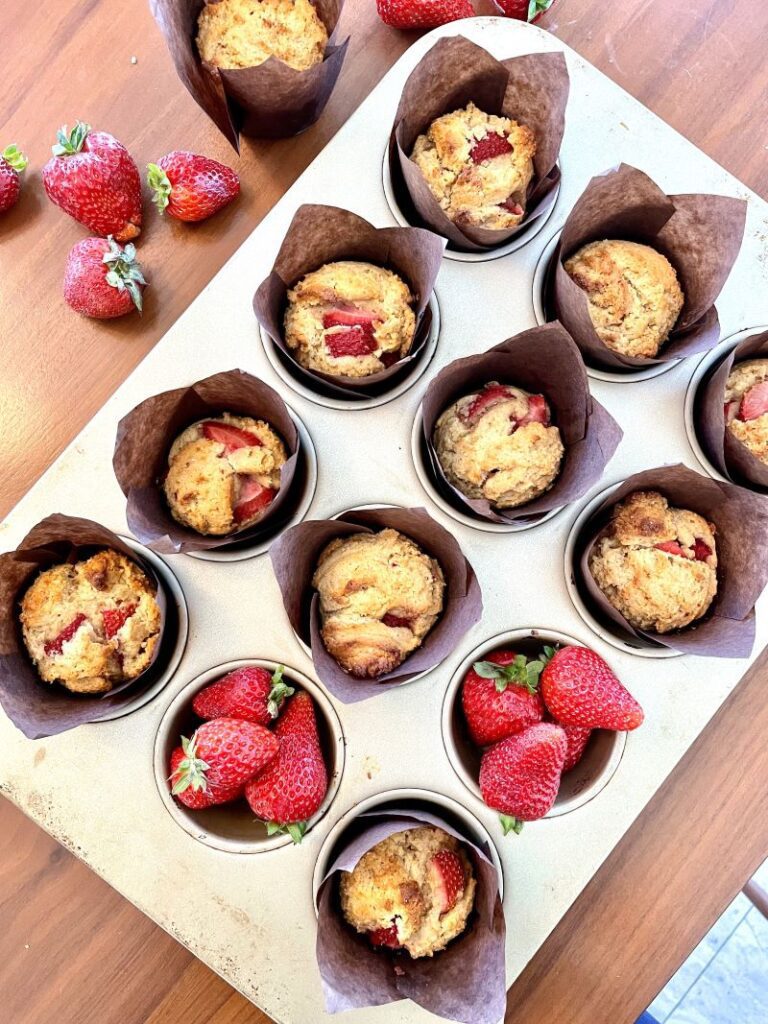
(494, 0, 555, 21)
(171, 718, 279, 802)
(0, 145, 28, 213)
(63, 236, 147, 319)
(479, 722, 567, 834)
(462, 650, 544, 746)
(42, 121, 142, 240)
(169, 744, 243, 809)
(147, 151, 239, 222)
(245, 691, 328, 844)
(193, 664, 294, 726)
(376, 0, 474, 30)
(540, 646, 644, 731)
(561, 724, 592, 772)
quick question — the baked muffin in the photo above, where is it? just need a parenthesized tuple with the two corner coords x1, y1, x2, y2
(312, 528, 445, 678)
(340, 825, 476, 958)
(589, 491, 717, 633)
(564, 240, 684, 358)
(410, 102, 536, 232)
(433, 382, 564, 508)
(163, 413, 286, 536)
(196, 0, 327, 72)
(283, 261, 416, 378)
(20, 550, 162, 694)
(724, 359, 768, 464)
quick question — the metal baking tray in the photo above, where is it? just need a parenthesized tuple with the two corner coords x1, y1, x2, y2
(2, 16, 768, 1024)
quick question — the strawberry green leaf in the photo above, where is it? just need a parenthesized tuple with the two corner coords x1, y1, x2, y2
(264, 820, 308, 844)
(101, 235, 147, 312)
(500, 814, 524, 836)
(171, 733, 210, 794)
(472, 655, 541, 695)
(527, 0, 554, 21)
(147, 162, 172, 213)
(2, 145, 28, 173)
(52, 121, 90, 157)
(267, 664, 295, 719)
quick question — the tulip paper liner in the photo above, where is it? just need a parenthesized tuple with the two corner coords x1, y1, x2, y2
(388, 35, 569, 253)
(548, 163, 747, 372)
(149, 0, 349, 150)
(113, 369, 300, 554)
(420, 322, 623, 524)
(253, 205, 446, 400)
(270, 507, 483, 702)
(696, 329, 768, 491)
(576, 465, 768, 657)
(0, 515, 172, 739)
(316, 808, 506, 1024)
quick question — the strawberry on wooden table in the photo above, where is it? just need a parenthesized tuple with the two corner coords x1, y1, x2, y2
(170, 718, 279, 805)
(540, 646, 644, 731)
(147, 151, 239, 222)
(375, 0, 474, 30)
(0, 145, 28, 213)
(63, 236, 147, 319)
(494, 0, 555, 21)
(429, 850, 466, 912)
(462, 649, 544, 746)
(169, 744, 243, 810)
(192, 664, 294, 726)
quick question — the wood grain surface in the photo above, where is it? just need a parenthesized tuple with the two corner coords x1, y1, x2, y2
(1, 1, 767, 1022)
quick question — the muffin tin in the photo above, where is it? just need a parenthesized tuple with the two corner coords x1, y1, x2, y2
(2, 17, 768, 1024)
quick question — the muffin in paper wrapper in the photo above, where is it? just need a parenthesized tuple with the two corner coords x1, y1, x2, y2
(270, 506, 483, 701)
(316, 807, 506, 1024)
(149, 0, 349, 149)
(253, 204, 446, 400)
(420, 322, 623, 524)
(547, 164, 747, 372)
(0, 515, 172, 739)
(113, 369, 301, 554)
(576, 465, 768, 656)
(388, 35, 569, 253)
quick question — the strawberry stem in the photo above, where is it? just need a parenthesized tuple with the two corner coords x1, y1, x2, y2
(472, 655, 543, 694)
(2, 145, 28, 173)
(265, 820, 307, 844)
(170, 734, 211, 794)
(527, 0, 554, 20)
(52, 121, 91, 157)
(500, 815, 524, 836)
(147, 162, 172, 214)
(267, 664, 295, 719)
(102, 236, 147, 313)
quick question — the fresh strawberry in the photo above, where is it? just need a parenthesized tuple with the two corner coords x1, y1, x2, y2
(461, 384, 516, 425)
(724, 400, 740, 423)
(654, 540, 685, 557)
(479, 723, 567, 833)
(693, 538, 712, 561)
(368, 922, 401, 949)
(201, 421, 263, 451)
(171, 718, 279, 799)
(233, 476, 277, 523)
(494, 0, 555, 21)
(169, 745, 243, 809)
(192, 664, 294, 725)
(540, 646, 644, 731)
(739, 380, 768, 421)
(244, 691, 328, 844)
(44, 613, 87, 656)
(462, 650, 545, 746)
(322, 309, 379, 329)
(147, 151, 239, 222)
(518, 394, 549, 426)
(382, 613, 413, 629)
(0, 145, 28, 213)
(500, 196, 524, 216)
(376, 0, 474, 29)
(42, 122, 142, 241)
(102, 603, 137, 638)
(470, 133, 513, 164)
(63, 236, 147, 319)
(324, 324, 378, 358)
(429, 851, 465, 913)
(561, 724, 592, 772)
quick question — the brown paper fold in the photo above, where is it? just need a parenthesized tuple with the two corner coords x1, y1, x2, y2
(576, 465, 768, 656)
(270, 507, 483, 701)
(113, 369, 301, 554)
(0, 515, 173, 739)
(695, 329, 768, 491)
(548, 164, 747, 371)
(316, 807, 506, 1024)
(388, 35, 569, 252)
(420, 322, 623, 524)
(149, 0, 349, 150)
(253, 205, 446, 399)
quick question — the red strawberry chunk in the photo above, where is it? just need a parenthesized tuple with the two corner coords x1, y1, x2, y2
(44, 613, 87, 656)
(233, 476, 276, 523)
(739, 380, 768, 421)
(654, 540, 686, 557)
(102, 602, 137, 639)
(324, 323, 378, 359)
(322, 308, 379, 329)
(429, 850, 465, 913)
(693, 538, 712, 562)
(500, 196, 524, 215)
(724, 400, 740, 423)
(382, 613, 413, 630)
(369, 922, 401, 949)
(461, 384, 516, 425)
(470, 133, 513, 164)
(516, 394, 550, 427)
(202, 421, 263, 451)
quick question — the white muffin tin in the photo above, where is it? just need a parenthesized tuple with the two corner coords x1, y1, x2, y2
(2, 17, 768, 1024)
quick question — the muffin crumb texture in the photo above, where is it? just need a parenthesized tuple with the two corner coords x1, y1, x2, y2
(564, 240, 684, 358)
(724, 359, 768, 464)
(340, 826, 476, 958)
(589, 490, 717, 633)
(196, 0, 328, 72)
(20, 550, 162, 694)
(410, 102, 536, 231)
(312, 528, 445, 678)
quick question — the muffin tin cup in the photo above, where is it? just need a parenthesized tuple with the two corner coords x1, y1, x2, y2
(153, 658, 346, 854)
(442, 628, 627, 816)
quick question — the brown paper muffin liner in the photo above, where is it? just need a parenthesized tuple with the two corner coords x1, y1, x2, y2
(113, 369, 300, 554)
(316, 807, 506, 1024)
(253, 205, 446, 399)
(149, 0, 349, 150)
(0, 515, 172, 739)
(420, 322, 623, 524)
(576, 465, 768, 656)
(695, 329, 768, 491)
(388, 35, 569, 253)
(548, 164, 747, 372)
(270, 507, 483, 701)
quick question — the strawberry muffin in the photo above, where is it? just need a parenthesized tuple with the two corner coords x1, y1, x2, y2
(20, 549, 162, 694)
(196, 0, 328, 72)
(312, 528, 445, 678)
(340, 825, 476, 958)
(724, 359, 768, 464)
(564, 240, 684, 358)
(410, 102, 536, 231)
(283, 261, 416, 378)
(432, 382, 564, 508)
(163, 413, 286, 536)
(589, 491, 717, 633)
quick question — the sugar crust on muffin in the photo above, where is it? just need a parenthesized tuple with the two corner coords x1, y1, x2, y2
(724, 359, 768, 464)
(196, 0, 328, 72)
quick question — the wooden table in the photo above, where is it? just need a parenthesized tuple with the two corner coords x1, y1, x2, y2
(1, 1, 767, 1021)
